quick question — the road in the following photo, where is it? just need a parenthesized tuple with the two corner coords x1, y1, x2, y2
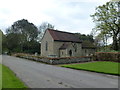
(2, 55, 118, 88)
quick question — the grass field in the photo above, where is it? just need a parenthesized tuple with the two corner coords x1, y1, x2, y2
(61, 61, 120, 75)
(0, 64, 2, 89)
(0, 64, 27, 88)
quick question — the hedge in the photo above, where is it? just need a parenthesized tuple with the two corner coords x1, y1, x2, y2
(93, 52, 120, 62)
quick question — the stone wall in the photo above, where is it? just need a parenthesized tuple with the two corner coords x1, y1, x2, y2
(59, 49, 67, 57)
(54, 41, 82, 57)
(17, 55, 92, 65)
(66, 42, 82, 57)
(41, 30, 54, 57)
(53, 41, 64, 57)
(82, 48, 95, 56)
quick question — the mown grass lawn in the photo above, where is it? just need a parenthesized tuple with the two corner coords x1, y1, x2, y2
(0, 64, 27, 88)
(61, 61, 120, 76)
(0, 64, 2, 90)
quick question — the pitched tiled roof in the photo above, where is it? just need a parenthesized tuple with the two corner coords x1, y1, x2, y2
(82, 41, 96, 49)
(48, 29, 82, 43)
(59, 42, 70, 49)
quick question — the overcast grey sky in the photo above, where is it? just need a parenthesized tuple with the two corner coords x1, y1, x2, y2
(0, 0, 110, 34)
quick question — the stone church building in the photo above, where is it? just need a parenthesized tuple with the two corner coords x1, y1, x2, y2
(41, 29, 95, 57)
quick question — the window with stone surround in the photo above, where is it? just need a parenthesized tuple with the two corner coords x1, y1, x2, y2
(46, 41, 48, 51)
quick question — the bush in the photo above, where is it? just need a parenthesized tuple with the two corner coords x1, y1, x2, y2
(93, 52, 120, 62)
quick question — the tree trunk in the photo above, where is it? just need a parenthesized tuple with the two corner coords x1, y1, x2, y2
(118, 32, 120, 50)
(112, 35, 118, 51)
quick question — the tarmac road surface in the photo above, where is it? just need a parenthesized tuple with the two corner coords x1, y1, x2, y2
(2, 55, 118, 88)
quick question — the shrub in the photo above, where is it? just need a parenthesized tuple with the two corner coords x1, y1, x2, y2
(93, 52, 120, 62)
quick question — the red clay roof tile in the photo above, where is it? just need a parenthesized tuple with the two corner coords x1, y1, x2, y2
(48, 29, 82, 43)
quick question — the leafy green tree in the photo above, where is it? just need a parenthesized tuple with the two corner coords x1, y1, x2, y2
(75, 33, 94, 43)
(118, 1, 120, 50)
(6, 19, 38, 42)
(74, 33, 95, 50)
(0, 30, 2, 43)
(5, 33, 22, 53)
(0, 30, 2, 54)
(91, 1, 120, 50)
(23, 40, 40, 54)
(6, 19, 39, 53)
(0, 30, 8, 54)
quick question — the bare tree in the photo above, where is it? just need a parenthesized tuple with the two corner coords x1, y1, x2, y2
(38, 22, 54, 41)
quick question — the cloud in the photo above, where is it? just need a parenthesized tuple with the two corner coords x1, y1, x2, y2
(0, 0, 110, 34)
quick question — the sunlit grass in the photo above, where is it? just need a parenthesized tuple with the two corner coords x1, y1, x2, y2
(0, 64, 2, 89)
(61, 61, 119, 75)
(1, 64, 27, 88)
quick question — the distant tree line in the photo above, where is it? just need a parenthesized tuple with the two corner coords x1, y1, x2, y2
(75, 33, 94, 43)
(1, 19, 95, 55)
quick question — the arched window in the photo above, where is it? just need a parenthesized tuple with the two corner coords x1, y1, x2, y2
(74, 44, 77, 52)
(46, 41, 48, 51)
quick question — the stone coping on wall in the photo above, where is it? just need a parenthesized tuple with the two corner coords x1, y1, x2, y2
(14, 53, 92, 65)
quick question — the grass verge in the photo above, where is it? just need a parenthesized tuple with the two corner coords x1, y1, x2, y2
(0, 64, 2, 89)
(0, 64, 27, 88)
(61, 61, 120, 76)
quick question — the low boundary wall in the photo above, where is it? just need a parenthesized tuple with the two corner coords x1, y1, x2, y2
(15, 54, 92, 65)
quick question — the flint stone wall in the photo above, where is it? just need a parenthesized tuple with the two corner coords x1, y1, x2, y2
(18, 55, 91, 65)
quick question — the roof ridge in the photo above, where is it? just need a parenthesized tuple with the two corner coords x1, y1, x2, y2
(47, 29, 74, 35)
(47, 29, 82, 43)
